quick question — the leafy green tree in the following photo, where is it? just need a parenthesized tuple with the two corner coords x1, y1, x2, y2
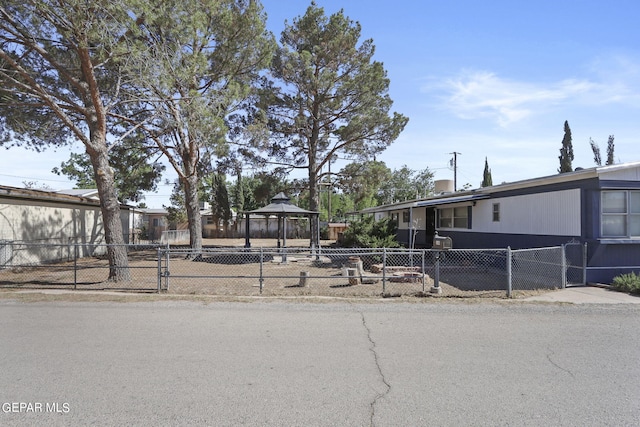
(481, 157, 493, 187)
(165, 180, 188, 225)
(121, 0, 274, 252)
(52, 138, 165, 203)
(336, 161, 392, 210)
(558, 120, 574, 173)
(340, 215, 399, 248)
(205, 172, 232, 231)
(249, 3, 408, 247)
(377, 165, 435, 205)
(228, 171, 292, 213)
(53, 154, 96, 190)
(0, 0, 134, 280)
(233, 166, 245, 214)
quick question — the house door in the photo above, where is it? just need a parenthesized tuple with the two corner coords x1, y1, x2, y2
(425, 208, 436, 248)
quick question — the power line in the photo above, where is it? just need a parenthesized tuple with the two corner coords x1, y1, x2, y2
(0, 173, 72, 184)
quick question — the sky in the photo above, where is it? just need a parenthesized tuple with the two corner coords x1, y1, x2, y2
(1, 0, 639, 207)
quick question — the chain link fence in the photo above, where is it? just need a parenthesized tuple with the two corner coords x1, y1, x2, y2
(510, 246, 565, 295)
(0, 242, 581, 297)
(0, 241, 164, 291)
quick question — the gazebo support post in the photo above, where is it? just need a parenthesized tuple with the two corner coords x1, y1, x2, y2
(276, 215, 281, 249)
(282, 216, 287, 263)
(244, 214, 251, 248)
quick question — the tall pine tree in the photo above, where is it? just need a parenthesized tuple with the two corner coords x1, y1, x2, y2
(250, 3, 408, 248)
(558, 120, 574, 173)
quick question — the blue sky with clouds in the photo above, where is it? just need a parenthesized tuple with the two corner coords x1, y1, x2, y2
(265, 0, 639, 187)
(2, 0, 639, 205)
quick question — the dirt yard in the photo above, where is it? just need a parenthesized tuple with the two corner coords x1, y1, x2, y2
(0, 244, 516, 298)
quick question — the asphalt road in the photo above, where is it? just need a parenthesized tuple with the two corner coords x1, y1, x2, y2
(1, 300, 639, 426)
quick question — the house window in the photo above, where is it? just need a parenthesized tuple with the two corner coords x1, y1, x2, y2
(152, 218, 160, 227)
(601, 191, 640, 237)
(391, 212, 399, 225)
(402, 211, 410, 223)
(438, 206, 469, 229)
(492, 203, 500, 222)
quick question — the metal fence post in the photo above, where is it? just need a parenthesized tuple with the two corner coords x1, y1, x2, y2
(382, 247, 387, 294)
(73, 243, 78, 290)
(259, 247, 264, 294)
(157, 248, 162, 293)
(506, 247, 512, 298)
(561, 244, 567, 289)
(164, 246, 170, 292)
(421, 250, 426, 293)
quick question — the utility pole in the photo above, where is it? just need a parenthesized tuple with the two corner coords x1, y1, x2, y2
(449, 152, 461, 191)
(327, 160, 332, 222)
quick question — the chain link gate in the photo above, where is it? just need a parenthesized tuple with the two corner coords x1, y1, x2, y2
(564, 242, 587, 286)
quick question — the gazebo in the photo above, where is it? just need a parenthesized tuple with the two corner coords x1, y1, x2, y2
(243, 192, 319, 250)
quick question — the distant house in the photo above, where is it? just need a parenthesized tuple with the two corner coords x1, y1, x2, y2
(0, 185, 111, 265)
(141, 208, 171, 241)
(0, 185, 143, 245)
(0, 185, 106, 245)
(358, 162, 640, 284)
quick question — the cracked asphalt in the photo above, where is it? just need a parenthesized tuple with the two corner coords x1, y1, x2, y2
(1, 300, 639, 426)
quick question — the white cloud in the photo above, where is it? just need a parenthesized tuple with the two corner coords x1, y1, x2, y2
(429, 70, 597, 127)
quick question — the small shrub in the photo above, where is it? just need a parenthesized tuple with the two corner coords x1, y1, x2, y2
(340, 216, 400, 248)
(611, 272, 640, 295)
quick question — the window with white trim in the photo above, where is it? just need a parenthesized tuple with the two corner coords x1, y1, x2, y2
(601, 190, 640, 237)
(438, 206, 469, 229)
(492, 203, 500, 222)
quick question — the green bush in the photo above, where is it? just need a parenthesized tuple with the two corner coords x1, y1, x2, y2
(340, 216, 400, 248)
(611, 272, 640, 295)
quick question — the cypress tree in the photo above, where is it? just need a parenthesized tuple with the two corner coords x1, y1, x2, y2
(481, 157, 493, 187)
(606, 135, 615, 165)
(558, 120, 574, 173)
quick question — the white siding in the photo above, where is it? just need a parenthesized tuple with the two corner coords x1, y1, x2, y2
(473, 189, 581, 235)
(0, 198, 104, 243)
(374, 212, 387, 221)
(411, 208, 427, 230)
(396, 207, 426, 230)
(0, 198, 106, 266)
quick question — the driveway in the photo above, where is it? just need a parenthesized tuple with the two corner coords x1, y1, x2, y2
(524, 285, 640, 304)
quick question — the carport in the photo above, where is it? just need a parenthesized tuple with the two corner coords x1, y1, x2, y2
(243, 192, 319, 250)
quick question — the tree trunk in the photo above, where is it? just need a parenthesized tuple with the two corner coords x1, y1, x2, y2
(183, 173, 203, 253)
(86, 136, 131, 282)
(308, 104, 321, 249)
(308, 158, 320, 249)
